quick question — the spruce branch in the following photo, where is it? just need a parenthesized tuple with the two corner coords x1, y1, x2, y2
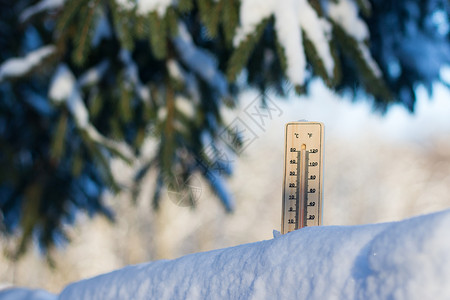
(50, 110, 69, 163)
(72, 0, 101, 66)
(148, 12, 168, 59)
(56, 0, 89, 34)
(221, 0, 239, 46)
(226, 19, 269, 81)
(332, 20, 393, 102)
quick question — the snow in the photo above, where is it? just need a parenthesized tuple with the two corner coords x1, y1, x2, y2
(234, 0, 334, 85)
(173, 23, 228, 98)
(78, 60, 109, 88)
(115, 0, 134, 11)
(328, 0, 368, 41)
(84, 125, 134, 163)
(48, 208, 450, 299)
(175, 95, 196, 119)
(111, 0, 375, 87)
(0, 288, 56, 300)
(167, 59, 184, 83)
(0, 46, 56, 82)
(157, 106, 167, 121)
(358, 43, 383, 78)
(67, 89, 90, 129)
(116, 0, 173, 16)
(441, 65, 450, 84)
(274, 0, 306, 86)
(167, 58, 201, 104)
(431, 9, 449, 35)
(328, 0, 382, 78)
(19, 0, 65, 23)
(49, 64, 89, 127)
(298, 0, 334, 77)
(137, 0, 173, 16)
(233, 0, 275, 46)
(48, 64, 134, 163)
(119, 50, 151, 103)
(48, 61, 134, 162)
(49, 64, 75, 102)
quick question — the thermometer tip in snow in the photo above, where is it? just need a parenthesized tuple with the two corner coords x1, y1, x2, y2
(281, 122, 324, 234)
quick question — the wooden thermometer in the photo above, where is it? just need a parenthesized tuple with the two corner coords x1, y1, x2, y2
(281, 122, 324, 234)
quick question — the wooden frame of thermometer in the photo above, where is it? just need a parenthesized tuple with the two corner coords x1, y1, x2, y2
(281, 122, 324, 234)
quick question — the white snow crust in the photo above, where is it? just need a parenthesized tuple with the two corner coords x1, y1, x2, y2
(0, 46, 56, 82)
(55, 208, 450, 300)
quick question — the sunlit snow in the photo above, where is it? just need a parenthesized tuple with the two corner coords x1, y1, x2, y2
(4, 209, 443, 300)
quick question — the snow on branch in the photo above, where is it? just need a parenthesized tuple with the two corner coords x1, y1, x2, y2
(78, 60, 110, 88)
(111, 0, 380, 89)
(49, 64, 134, 163)
(328, 0, 368, 41)
(137, 0, 173, 16)
(234, 0, 335, 86)
(116, 0, 174, 16)
(274, 0, 306, 86)
(119, 50, 151, 103)
(0, 45, 56, 83)
(328, 0, 382, 78)
(19, 0, 66, 23)
(167, 58, 201, 104)
(298, 0, 334, 77)
(233, 0, 274, 46)
(173, 23, 229, 98)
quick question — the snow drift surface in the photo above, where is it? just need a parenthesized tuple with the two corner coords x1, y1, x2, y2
(59, 209, 450, 300)
(0, 288, 56, 300)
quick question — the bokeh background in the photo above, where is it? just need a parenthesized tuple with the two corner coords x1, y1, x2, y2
(1, 80, 450, 293)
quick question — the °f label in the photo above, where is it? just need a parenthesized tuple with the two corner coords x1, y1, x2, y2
(281, 122, 324, 234)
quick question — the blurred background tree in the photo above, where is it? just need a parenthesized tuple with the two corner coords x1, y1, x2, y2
(0, 0, 448, 258)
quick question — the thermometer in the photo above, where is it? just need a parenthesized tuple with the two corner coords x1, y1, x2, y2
(281, 122, 324, 234)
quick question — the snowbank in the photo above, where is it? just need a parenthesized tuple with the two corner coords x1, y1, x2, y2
(58, 209, 450, 300)
(0, 288, 56, 300)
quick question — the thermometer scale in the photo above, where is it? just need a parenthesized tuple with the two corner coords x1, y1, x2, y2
(281, 122, 324, 234)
